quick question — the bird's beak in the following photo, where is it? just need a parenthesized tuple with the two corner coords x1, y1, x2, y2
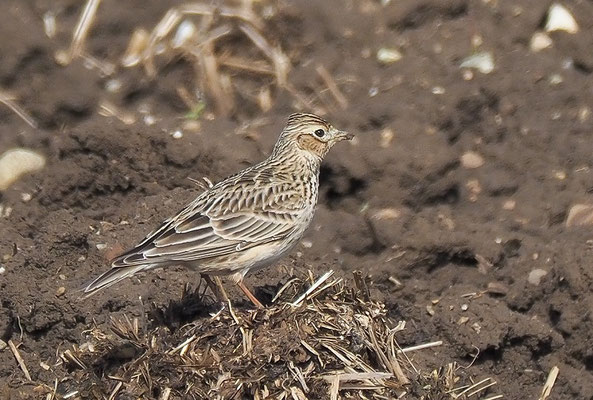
(335, 130, 354, 141)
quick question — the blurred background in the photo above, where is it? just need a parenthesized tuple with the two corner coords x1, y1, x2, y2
(1, 0, 593, 398)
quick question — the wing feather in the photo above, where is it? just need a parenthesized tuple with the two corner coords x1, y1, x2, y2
(154, 227, 214, 247)
(110, 177, 305, 268)
(176, 214, 210, 233)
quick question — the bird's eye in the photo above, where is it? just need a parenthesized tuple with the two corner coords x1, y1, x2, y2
(314, 129, 325, 138)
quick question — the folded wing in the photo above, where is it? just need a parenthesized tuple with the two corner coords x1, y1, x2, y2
(111, 181, 303, 267)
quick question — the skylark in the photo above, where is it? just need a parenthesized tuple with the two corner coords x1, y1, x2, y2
(84, 113, 353, 307)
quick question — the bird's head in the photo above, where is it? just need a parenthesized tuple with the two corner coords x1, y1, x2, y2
(273, 113, 353, 160)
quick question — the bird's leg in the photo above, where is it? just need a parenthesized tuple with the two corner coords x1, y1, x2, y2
(237, 280, 264, 309)
(201, 274, 229, 303)
(213, 276, 229, 302)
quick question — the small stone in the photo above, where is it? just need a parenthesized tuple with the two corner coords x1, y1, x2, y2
(471, 35, 483, 48)
(461, 304, 469, 311)
(59, 274, 66, 280)
(487, 282, 508, 295)
(426, 304, 435, 316)
(457, 316, 469, 325)
(460, 52, 494, 74)
(578, 106, 591, 122)
(0, 206, 12, 218)
(530, 32, 553, 52)
(566, 204, 593, 227)
(554, 170, 566, 180)
(466, 179, 482, 202)
(0, 149, 46, 191)
(301, 239, 313, 248)
(503, 199, 516, 210)
(528, 269, 548, 286)
(461, 151, 484, 169)
(0, 265, 5, 274)
(471, 322, 481, 334)
(561, 58, 573, 70)
(171, 130, 183, 139)
(56, 286, 66, 297)
(105, 79, 122, 93)
(43, 11, 56, 38)
(96, 243, 107, 251)
(377, 48, 402, 64)
(549, 74, 563, 85)
(432, 86, 445, 95)
(143, 115, 156, 126)
(438, 213, 455, 231)
(379, 128, 394, 148)
(54, 49, 71, 66)
(545, 3, 579, 34)
(0, 339, 6, 351)
(371, 208, 400, 220)
(21, 193, 32, 202)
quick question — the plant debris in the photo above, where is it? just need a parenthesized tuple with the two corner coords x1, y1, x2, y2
(0, 90, 38, 129)
(54, 0, 300, 117)
(28, 272, 503, 399)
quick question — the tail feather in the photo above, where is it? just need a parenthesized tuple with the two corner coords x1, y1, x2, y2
(81, 264, 150, 298)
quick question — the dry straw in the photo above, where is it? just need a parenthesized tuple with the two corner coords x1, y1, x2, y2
(31, 271, 504, 400)
(53, 0, 338, 117)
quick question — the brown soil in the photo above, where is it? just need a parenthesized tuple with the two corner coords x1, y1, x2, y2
(1, 0, 593, 399)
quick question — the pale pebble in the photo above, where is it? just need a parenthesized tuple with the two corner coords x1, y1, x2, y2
(545, 3, 578, 34)
(461, 151, 484, 169)
(528, 269, 548, 286)
(376, 48, 402, 64)
(530, 32, 553, 52)
(566, 204, 593, 227)
(0, 149, 46, 191)
(460, 52, 494, 74)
